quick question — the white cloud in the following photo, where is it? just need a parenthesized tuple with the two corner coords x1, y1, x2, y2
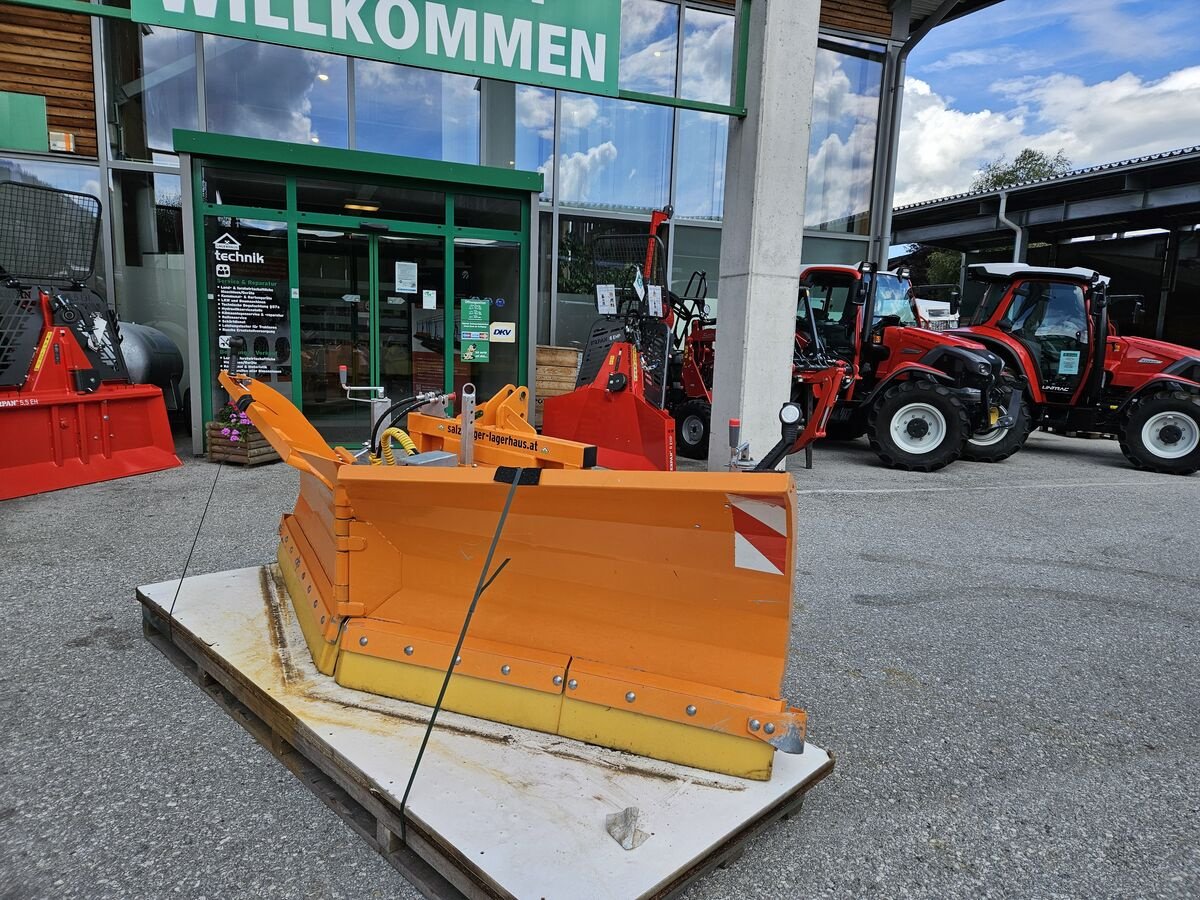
(543, 142, 619, 202)
(560, 96, 601, 133)
(681, 16, 735, 105)
(894, 78, 1026, 205)
(517, 87, 555, 139)
(620, 0, 674, 50)
(895, 66, 1200, 205)
(923, 46, 1045, 74)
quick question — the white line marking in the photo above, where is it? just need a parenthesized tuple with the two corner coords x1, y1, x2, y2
(792, 480, 1198, 496)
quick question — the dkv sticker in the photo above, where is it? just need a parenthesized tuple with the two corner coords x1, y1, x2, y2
(490, 322, 516, 343)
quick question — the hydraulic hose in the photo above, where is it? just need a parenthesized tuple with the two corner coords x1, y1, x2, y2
(368, 395, 419, 456)
(380, 427, 418, 465)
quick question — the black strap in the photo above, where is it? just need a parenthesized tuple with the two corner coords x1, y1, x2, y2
(494, 466, 541, 486)
(399, 468, 525, 841)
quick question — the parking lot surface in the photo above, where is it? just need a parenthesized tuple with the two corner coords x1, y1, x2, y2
(1, 430, 1197, 899)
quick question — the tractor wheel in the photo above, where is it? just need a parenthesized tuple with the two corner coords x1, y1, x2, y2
(962, 385, 1032, 463)
(1118, 390, 1200, 475)
(867, 380, 970, 472)
(675, 399, 712, 460)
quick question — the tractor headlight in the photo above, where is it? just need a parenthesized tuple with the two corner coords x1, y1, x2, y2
(976, 362, 991, 376)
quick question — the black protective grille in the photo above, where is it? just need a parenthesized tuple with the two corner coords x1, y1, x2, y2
(0, 181, 101, 283)
(0, 287, 42, 387)
(592, 234, 667, 289)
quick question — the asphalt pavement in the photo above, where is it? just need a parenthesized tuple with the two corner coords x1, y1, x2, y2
(1, 429, 1197, 899)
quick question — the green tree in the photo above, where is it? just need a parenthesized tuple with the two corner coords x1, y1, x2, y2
(971, 148, 1072, 192)
(902, 245, 964, 287)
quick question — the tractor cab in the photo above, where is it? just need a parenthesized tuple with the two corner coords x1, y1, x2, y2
(954, 264, 1200, 475)
(957, 264, 1105, 405)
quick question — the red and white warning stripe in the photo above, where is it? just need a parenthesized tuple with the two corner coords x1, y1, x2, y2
(727, 494, 789, 576)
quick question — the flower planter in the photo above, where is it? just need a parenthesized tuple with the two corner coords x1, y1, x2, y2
(206, 404, 281, 466)
(205, 423, 281, 466)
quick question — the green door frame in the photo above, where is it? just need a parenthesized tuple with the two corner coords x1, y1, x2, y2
(179, 130, 542, 431)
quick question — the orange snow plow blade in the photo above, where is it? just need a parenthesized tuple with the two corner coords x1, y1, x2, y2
(221, 372, 804, 779)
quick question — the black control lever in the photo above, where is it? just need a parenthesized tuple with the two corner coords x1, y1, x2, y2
(754, 403, 805, 472)
(227, 335, 246, 376)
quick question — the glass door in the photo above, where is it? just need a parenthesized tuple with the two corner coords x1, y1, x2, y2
(375, 234, 445, 398)
(451, 238, 523, 399)
(297, 228, 370, 443)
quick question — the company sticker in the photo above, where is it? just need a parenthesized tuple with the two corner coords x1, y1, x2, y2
(490, 321, 517, 344)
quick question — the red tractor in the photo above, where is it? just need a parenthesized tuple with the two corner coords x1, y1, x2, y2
(799, 263, 1027, 471)
(950, 264, 1200, 475)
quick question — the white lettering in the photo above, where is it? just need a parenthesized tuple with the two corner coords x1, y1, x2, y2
(294, 0, 326, 36)
(538, 23, 566, 77)
(482, 12, 531, 70)
(253, 0, 287, 29)
(332, 0, 372, 42)
(215, 250, 266, 263)
(426, 3, 476, 61)
(376, 0, 418, 50)
(570, 29, 605, 83)
(161, 0, 244, 22)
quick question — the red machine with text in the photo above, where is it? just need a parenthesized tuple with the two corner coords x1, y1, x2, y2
(0, 182, 179, 501)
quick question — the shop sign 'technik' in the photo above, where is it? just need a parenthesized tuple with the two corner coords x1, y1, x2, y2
(130, 0, 622, 96)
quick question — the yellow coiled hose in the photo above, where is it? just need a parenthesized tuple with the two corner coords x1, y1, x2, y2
(369, 427, 418, 465)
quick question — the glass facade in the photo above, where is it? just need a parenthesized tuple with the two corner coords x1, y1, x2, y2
(11, 0, 894, 427)
(807, 40, 884, 235)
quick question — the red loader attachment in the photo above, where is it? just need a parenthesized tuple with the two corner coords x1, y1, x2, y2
(0, 182, 178, 501)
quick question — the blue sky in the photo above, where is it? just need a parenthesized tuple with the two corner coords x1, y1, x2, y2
(896, 0, 1200, 204)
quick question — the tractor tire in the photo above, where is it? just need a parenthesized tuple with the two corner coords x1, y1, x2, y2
(962, 385, 1032, 463)
(867, 380, 970, 472)
(1118, 390, 1200, 475)
(676, 399, 712, 460)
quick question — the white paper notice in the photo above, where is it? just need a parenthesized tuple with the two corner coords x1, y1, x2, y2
(596, 284, 618, 315)
(422, 289, 437, 310)
(395, 261, 418, 294)
(647, 285, 664, 318)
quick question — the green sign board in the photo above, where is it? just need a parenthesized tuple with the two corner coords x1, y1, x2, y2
(131, 0, 622, 96)
(461, 297, 490, 364)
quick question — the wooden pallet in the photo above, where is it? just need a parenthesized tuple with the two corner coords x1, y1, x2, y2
(137, 568, 833, 900)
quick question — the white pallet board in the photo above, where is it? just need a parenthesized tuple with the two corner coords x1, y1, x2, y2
(139, 566, 832, 899)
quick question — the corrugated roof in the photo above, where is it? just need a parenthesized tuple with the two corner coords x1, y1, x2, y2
(895, 145, 1200, 212)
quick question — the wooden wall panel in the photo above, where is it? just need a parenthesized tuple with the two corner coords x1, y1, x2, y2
(820, 0, 894, 38)
(0, 4, 98, 158)
(705, 0, 895, 40)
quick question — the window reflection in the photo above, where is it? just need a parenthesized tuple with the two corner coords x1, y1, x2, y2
(203, 36, 347, 148)
(806, 43, 883, 235)
(355, 61, 478, 163)
(619, 0, 678, 95)
(111, 172, 189, 371)
(675, 111, 727, 219)
(681, 6, 733, 104)
(515, 86, 554, 200)
(554, 214, 648, 346)
(556, 95, 672, 210)
(104, 21, 197, 163)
